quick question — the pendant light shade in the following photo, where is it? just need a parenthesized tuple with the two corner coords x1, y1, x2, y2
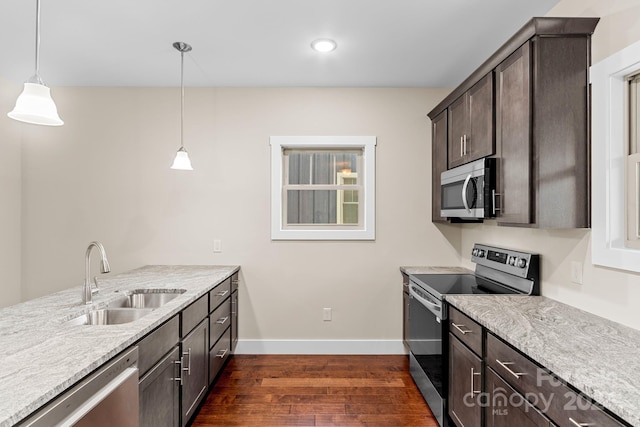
(171, 146, 193, 170)
(171, 41, 194, 171)
(8, 0, 63, 126)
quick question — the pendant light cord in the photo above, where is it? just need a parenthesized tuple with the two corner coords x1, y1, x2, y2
(33, 0, 42, 83)
(180, 49, 185, 150)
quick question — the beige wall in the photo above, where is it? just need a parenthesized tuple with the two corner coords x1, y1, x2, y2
(16, 87, 462, 342)
(0, 78, 22, 307)
(456, 0, 640, 331)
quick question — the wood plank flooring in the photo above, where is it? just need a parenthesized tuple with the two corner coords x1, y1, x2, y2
(191, 355, 438, 427)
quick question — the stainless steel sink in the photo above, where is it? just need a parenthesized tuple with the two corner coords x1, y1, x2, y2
(108, 289, 186, 309)
(67, 308, 153, 326)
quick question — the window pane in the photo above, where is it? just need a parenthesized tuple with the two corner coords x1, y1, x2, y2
(286, 150, 360, 185)
(287, 190, 338, 224)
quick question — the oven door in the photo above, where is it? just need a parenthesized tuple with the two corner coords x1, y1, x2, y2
(408, 282, 447, 427)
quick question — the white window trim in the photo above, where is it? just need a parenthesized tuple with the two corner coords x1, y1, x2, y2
(591, 39, 640, 272)
(270, 136, 376, 240)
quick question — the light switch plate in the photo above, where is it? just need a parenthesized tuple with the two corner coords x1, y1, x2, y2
(323, 308, 332, 321)
(213, 239, 222, 253)
(571, 261, 583, 285)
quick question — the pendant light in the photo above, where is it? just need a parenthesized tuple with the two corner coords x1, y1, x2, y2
(170, 42, 194, 171)
(8, 0, 63, 126)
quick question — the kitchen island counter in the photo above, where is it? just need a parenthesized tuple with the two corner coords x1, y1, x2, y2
(446, 295, 640, 427)
(0, 265, 239, 427)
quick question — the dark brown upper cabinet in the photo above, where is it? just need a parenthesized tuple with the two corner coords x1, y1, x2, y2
(448, 73, 495, 169)
(432, 110, 448, 223)
(428, 17, 599, 228)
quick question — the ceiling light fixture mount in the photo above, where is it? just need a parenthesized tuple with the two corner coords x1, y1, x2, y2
(8, 0, 63, 126)
(170, 41, 194, 171)
(311, 38, 337, 53)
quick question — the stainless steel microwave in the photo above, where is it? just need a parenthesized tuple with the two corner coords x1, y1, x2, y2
(440, 157, 496, 220)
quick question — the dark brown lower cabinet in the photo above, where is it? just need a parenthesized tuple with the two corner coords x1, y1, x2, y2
(485, 367, 551, 427)
(449, 334, 483, 427)
(139, 347, 181, 427)
(181, 319, 209, 427)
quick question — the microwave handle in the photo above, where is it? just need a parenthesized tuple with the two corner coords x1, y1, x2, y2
(462, 174, 472, 212)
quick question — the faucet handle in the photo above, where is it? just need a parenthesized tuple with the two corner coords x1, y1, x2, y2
(92, 276, 100, 294)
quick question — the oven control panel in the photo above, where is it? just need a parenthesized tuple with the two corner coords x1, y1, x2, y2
(471, 244, 539, 282)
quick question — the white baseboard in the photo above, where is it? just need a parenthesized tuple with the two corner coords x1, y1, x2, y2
(234, 339, 407, 355)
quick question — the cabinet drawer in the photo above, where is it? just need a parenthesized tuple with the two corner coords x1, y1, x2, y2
(209, 328, 231, 385)
(209, 299, 231, 348)
(449, 306, 483, 355)
(486, 333, 627, 427)
(181, 295, 208, 337)
(137, 315, 179, 377)
(209, 277, 231, 312)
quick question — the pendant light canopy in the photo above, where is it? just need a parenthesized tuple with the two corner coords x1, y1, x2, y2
(8, 0, 63, 126)
(170, 41, 194, 171)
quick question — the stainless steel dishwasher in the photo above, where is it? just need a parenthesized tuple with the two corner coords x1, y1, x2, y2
(19, 347, 139, 427)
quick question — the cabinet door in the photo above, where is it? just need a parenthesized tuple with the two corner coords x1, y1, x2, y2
(449, 334, 482, 427)
(496, 42, 532, 225)
(432, 110, 448, 222)
(231, 290, 238, 353)
(139, 347, 180, 427)
(468, 73, 495, 162)
(181, 319, 209, 427)
(448, 95, 468, 168)
(486, 368, 551, 427)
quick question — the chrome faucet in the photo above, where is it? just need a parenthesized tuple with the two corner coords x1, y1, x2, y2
(83, 241, 111, 304)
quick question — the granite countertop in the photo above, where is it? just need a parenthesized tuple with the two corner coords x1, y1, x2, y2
(400, 266, 473, 275)
(0, 265, 239, 427)
(446, 295, 640, 427)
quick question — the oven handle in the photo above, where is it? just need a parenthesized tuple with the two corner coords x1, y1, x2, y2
(409, 284, 442, 319)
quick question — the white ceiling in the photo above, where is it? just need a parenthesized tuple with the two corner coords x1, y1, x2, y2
(0, 0, 560, 88)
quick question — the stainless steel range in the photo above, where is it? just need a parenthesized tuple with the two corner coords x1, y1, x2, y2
(407, 244, 540, 427)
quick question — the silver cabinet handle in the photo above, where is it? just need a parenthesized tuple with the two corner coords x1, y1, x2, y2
(215, 290, 229, 297)
(183, 348, 191, 375)
(215, 316, 229, 325)
(172, 357, 184, 385)
(460, 136, 464, 157)
(462, 174, 472, 212)
(495, 359, 527, 379)
(216, 349, 229, 359)
(569, 418, 595, 427)
(470, 367, 481, 396)
(451, 323, 472, 335)
(463, 134, 468, 155)
(492, 190, 501, 214)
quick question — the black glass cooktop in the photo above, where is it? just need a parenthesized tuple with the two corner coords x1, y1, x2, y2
(409, 273, 515, 300)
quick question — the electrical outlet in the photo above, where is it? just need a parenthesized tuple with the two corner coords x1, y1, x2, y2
(323, 308, 332, 321)
(213, 239, 222, 253)
(571, 261, 583, 285)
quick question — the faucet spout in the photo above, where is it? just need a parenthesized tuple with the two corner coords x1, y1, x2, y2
(83, 241, 111, 304)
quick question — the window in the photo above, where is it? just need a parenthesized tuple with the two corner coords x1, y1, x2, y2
(591, 39, 640, 271)
(270, 136, 376, 240)
(626, 73, 640, 249)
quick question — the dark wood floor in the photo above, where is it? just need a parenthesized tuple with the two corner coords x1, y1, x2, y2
(191, 355, 438, 426)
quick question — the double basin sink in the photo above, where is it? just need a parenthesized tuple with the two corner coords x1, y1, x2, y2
(67, 289, 186, 326)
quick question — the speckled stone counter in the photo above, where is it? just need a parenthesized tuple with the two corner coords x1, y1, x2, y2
(400, 266, 473, 275)
(446, 295, 640, 427)
(0, 265, 239, 427)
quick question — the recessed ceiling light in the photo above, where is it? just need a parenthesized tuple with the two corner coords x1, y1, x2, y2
(311, 38, 337, 53)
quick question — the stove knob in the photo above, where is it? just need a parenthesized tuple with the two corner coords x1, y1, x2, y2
(509, 256, 516, 266)
(472, 249, 478, 257)
(478, 250, 485, 257)
(518, 258, 527, 268)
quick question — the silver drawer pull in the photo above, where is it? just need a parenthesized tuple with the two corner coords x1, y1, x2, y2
(215, 316, 229, 325)
(495, 359, 527, 379)
(216, 349, 229, 359)
(569, 418, 595, 427)
(470, 367, 481, 396)
(172, 358, 184, 385)
(183, 348, 191, 375)
(215, 290, 229, 297)
(452, 323, 472, 335)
